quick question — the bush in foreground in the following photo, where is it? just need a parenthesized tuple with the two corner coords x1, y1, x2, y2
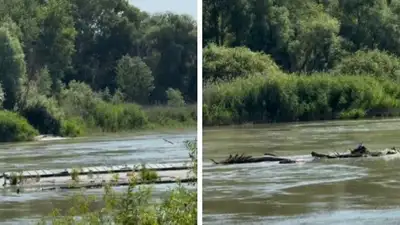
(0, 110, 38, 142)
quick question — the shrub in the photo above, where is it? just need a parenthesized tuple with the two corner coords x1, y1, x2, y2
(60, 117, 86, 137)
(110, 89, 125, 104)
(203, 104, 234, 126)
(93, 102, 149, 132)
(60, 81, 152, 132)
(338, 108, 367, 119)
(139, 164, 159, 182)
(144, 105, 196, 126)
(0, 110, 38, 142)
(59, 80, 102, 120)
(203, 44, 281, 82)
(332, 49, 400, 81)
(71, 168, 80, 182)
(21, 98, 62, 135)
(116, 55, 154, 104)
(204, 73, 400, 125)
(166, 88, 185, 107)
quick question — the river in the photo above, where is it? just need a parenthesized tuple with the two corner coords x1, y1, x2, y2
(203, 119, 400, 225)
(0, 130, 196, 224)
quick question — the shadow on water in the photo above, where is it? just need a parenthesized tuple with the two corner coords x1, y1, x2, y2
(0, 130, 196, 224)
(203, 119, 400, 224)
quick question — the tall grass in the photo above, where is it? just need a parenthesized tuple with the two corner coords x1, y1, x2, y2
(0, 80, 196, 142)
(57, 81, 195, 133)
(92, 102, 149, 132)
(144, 104, 197, 127)
(204, 73, 400, 125)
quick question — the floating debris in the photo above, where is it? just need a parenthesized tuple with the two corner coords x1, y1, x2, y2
(210, 153, 296, 165)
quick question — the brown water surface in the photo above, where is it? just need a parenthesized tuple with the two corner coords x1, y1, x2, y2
(203, 119, 400, 225)
(0, 130, 196, 224)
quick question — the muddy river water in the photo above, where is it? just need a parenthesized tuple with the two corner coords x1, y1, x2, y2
(203, 119, 400, 225)
(0, 130, 196, 224)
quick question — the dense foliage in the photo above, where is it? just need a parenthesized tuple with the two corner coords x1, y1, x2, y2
(0, 111, 38, 142)
(0, 0, 197, 140)
(203, 44, 280, 82)
(203, 0, 400, 125)
(204, 74, 400, 125)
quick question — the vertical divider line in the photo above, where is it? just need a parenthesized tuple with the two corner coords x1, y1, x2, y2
(196, 0, 203, 223)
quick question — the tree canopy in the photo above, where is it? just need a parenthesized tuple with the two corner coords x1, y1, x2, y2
(203, 0, 400, 77)
(0, 0, 197, 109)
(203, 0, 400, 125)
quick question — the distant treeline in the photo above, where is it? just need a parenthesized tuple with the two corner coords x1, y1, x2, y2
(0, 0, 197, 142)
(203, 0, 400, 125)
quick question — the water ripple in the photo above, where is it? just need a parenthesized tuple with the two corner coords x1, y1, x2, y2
(204, 161, 368, 200)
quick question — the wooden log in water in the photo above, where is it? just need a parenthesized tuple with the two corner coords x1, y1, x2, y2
(311, 149, 399, 159)
(310, 151, 359, 158)
(210, 154, 294, 165)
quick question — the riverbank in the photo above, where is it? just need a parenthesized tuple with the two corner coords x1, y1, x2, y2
(203, 117, 400, 131)
(203, 74, 400, 126)
(0, 103, 196, 143)
(32, 126, 196, 144)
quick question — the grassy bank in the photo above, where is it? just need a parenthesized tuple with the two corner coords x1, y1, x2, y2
(144, 105, 197, 128)
(15, 104, 196, 142)
(204, 73, 400, 126)
(0, 81, 196, 143)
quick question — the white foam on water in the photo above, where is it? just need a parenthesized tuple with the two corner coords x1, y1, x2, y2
(204, 160, 369, 200)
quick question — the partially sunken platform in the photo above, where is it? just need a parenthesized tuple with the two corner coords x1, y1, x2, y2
(0, 162, 195, 192)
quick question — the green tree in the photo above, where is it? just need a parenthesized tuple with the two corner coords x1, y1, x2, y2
(332, 49, 400, 81)
(0, 0, 197, 108)
(166, 88, 185, 107)
(287, 8, 342, 72)
(203, 44, 281, 82)
(144, 13, 197, 102)
(116, 55, 154, 104)
(333, 0, 390, 51)
(36, 66, 52, 96)
(0, 26, 26, 109)
(37, 0, 77, 93)
(60, 80, 102, 119)
(203, 0, 228, 46)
